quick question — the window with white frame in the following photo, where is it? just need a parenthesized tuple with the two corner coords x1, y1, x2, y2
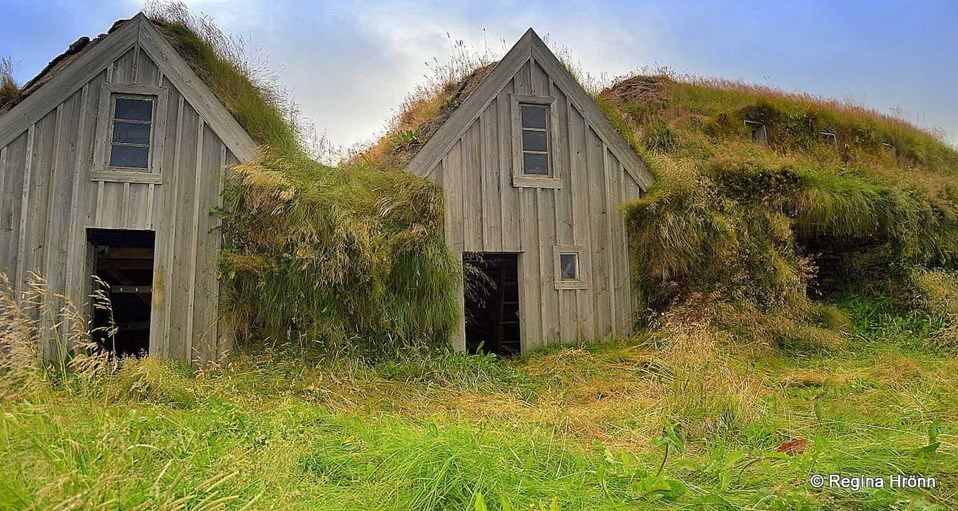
(554, 245, 587, 290)
(109, 95, 155, 170)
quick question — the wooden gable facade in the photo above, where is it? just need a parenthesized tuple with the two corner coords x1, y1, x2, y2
(0, 14, 256, 364)
(406, 29, 655, 352)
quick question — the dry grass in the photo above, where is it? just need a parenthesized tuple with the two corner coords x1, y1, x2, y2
(0, 58, 19, 110)
(355, 55, 497, 169)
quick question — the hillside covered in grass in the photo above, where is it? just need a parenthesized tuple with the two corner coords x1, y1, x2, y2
(598, 74, 958, 315)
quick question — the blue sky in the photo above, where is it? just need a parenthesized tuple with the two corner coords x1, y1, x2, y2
(3, 0, 957, 150)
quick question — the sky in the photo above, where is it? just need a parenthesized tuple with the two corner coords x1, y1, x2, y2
(3, 0, 957, 152)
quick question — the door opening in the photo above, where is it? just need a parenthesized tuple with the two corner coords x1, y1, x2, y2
(463, 253, 521, 356)
(87, 229, 155, 356)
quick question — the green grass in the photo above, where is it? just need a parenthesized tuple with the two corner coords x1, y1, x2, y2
(147, 6, 461, 349)
(603, 75, 958, 317)
(2, 297, 955, 510)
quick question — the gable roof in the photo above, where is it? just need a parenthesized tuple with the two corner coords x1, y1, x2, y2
(405, 28, 655, 190)
(0, 13, 257, 161)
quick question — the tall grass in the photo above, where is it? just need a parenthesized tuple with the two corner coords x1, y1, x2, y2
(147, 3, 461, 350)
(605, 74, 958, 316)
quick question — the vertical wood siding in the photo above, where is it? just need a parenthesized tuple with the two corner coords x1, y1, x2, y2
(0, 45, 236, 364)
(426, 56, 643, 350)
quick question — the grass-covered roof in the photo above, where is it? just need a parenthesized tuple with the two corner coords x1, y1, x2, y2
(146, 5, 461, 353)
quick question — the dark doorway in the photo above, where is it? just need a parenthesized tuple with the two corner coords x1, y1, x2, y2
(463, 253, 521, 356)
(87, 229, 155, 356)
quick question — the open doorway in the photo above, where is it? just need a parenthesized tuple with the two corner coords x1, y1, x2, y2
(463, 253, 521, 356)
(87, 229, 155, 356)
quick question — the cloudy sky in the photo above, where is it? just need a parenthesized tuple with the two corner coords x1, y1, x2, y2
(3, 0, 957, 151)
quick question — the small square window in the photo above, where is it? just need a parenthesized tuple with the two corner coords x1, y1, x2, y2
(821, 131, 837, 146)
(109, 95, 155, 170)
(559, 253, 579, 281)
(520, 103, 550, 176)
(554, 245, 586, 289)
(744, 120, 767, 144)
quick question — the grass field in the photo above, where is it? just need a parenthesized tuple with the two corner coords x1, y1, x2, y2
(1, 295, 955, 510)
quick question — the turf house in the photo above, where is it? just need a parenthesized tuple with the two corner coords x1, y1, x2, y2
(0, 14, 257, 363)
(391, 29, 655, 355)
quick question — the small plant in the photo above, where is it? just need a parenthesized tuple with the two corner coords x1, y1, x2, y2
(395, 128, 421, 145)
(644, 124, 675, 152)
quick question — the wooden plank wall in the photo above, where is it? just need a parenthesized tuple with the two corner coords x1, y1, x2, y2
(0, 44, 236, 364)
(426, 57, 644, 351)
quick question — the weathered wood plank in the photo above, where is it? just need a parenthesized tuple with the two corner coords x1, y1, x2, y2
(514, 59, 533, 96)
(479, 105, 502, 251)
(64, 83, 91, 349)
(168, 104, 199, 363)
(0, 133, 28, 275)
(518, 188, 541, 349)
(569, 106, 594, 340)
(440, 141, 465, 351)
(537, 187, 559, 343)
(135, 45, 160, 86)
(552, 83, 576, 343)
(184, 118, 205, 364)
(497, 79, 520, 251)
(531, 59, 549, 96)
(587, 126, 612, 338)
(154, 94, 185, 359)
(461, 121, 482, 252)
(193, 126, 222, 364)
(14, 125, 36, 289)
(112, 47, 138, 85)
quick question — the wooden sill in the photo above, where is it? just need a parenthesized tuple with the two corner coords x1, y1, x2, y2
(512, 175, 562, 189)
(91, 169, 162, 184)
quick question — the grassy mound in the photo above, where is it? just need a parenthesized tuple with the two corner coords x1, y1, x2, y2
(149, 6, 460, 351)
(598, 75, 958, 314)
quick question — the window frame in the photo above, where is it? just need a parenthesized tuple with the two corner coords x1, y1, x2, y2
(821, 131, 837, 147)
(93, 83, 168, 183)
(511, 94, 562, 189)
(553, 245, 587, 290)
(744, 119, 767, 144)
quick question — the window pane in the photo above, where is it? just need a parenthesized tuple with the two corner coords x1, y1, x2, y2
(114, 98, 153, 121)
(520, 104, 547, 129)
(112, 121, 151, 145)
(110, 145, 150, 168)
(522, 152, 549, 175)
(522, 129, 548, 152)
(560, 253, 579, 281)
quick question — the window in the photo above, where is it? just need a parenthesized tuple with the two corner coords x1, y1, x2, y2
(821, 131, 837, 147)
(520, 104, 550, 175)
(93, 83, 167, 182)
(511, 94, 561, 188)
(554, 245, 587, 289)
(109, 96, 155, 170)
(745, 120, 767, 144)
(559, 252, 579, 281)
